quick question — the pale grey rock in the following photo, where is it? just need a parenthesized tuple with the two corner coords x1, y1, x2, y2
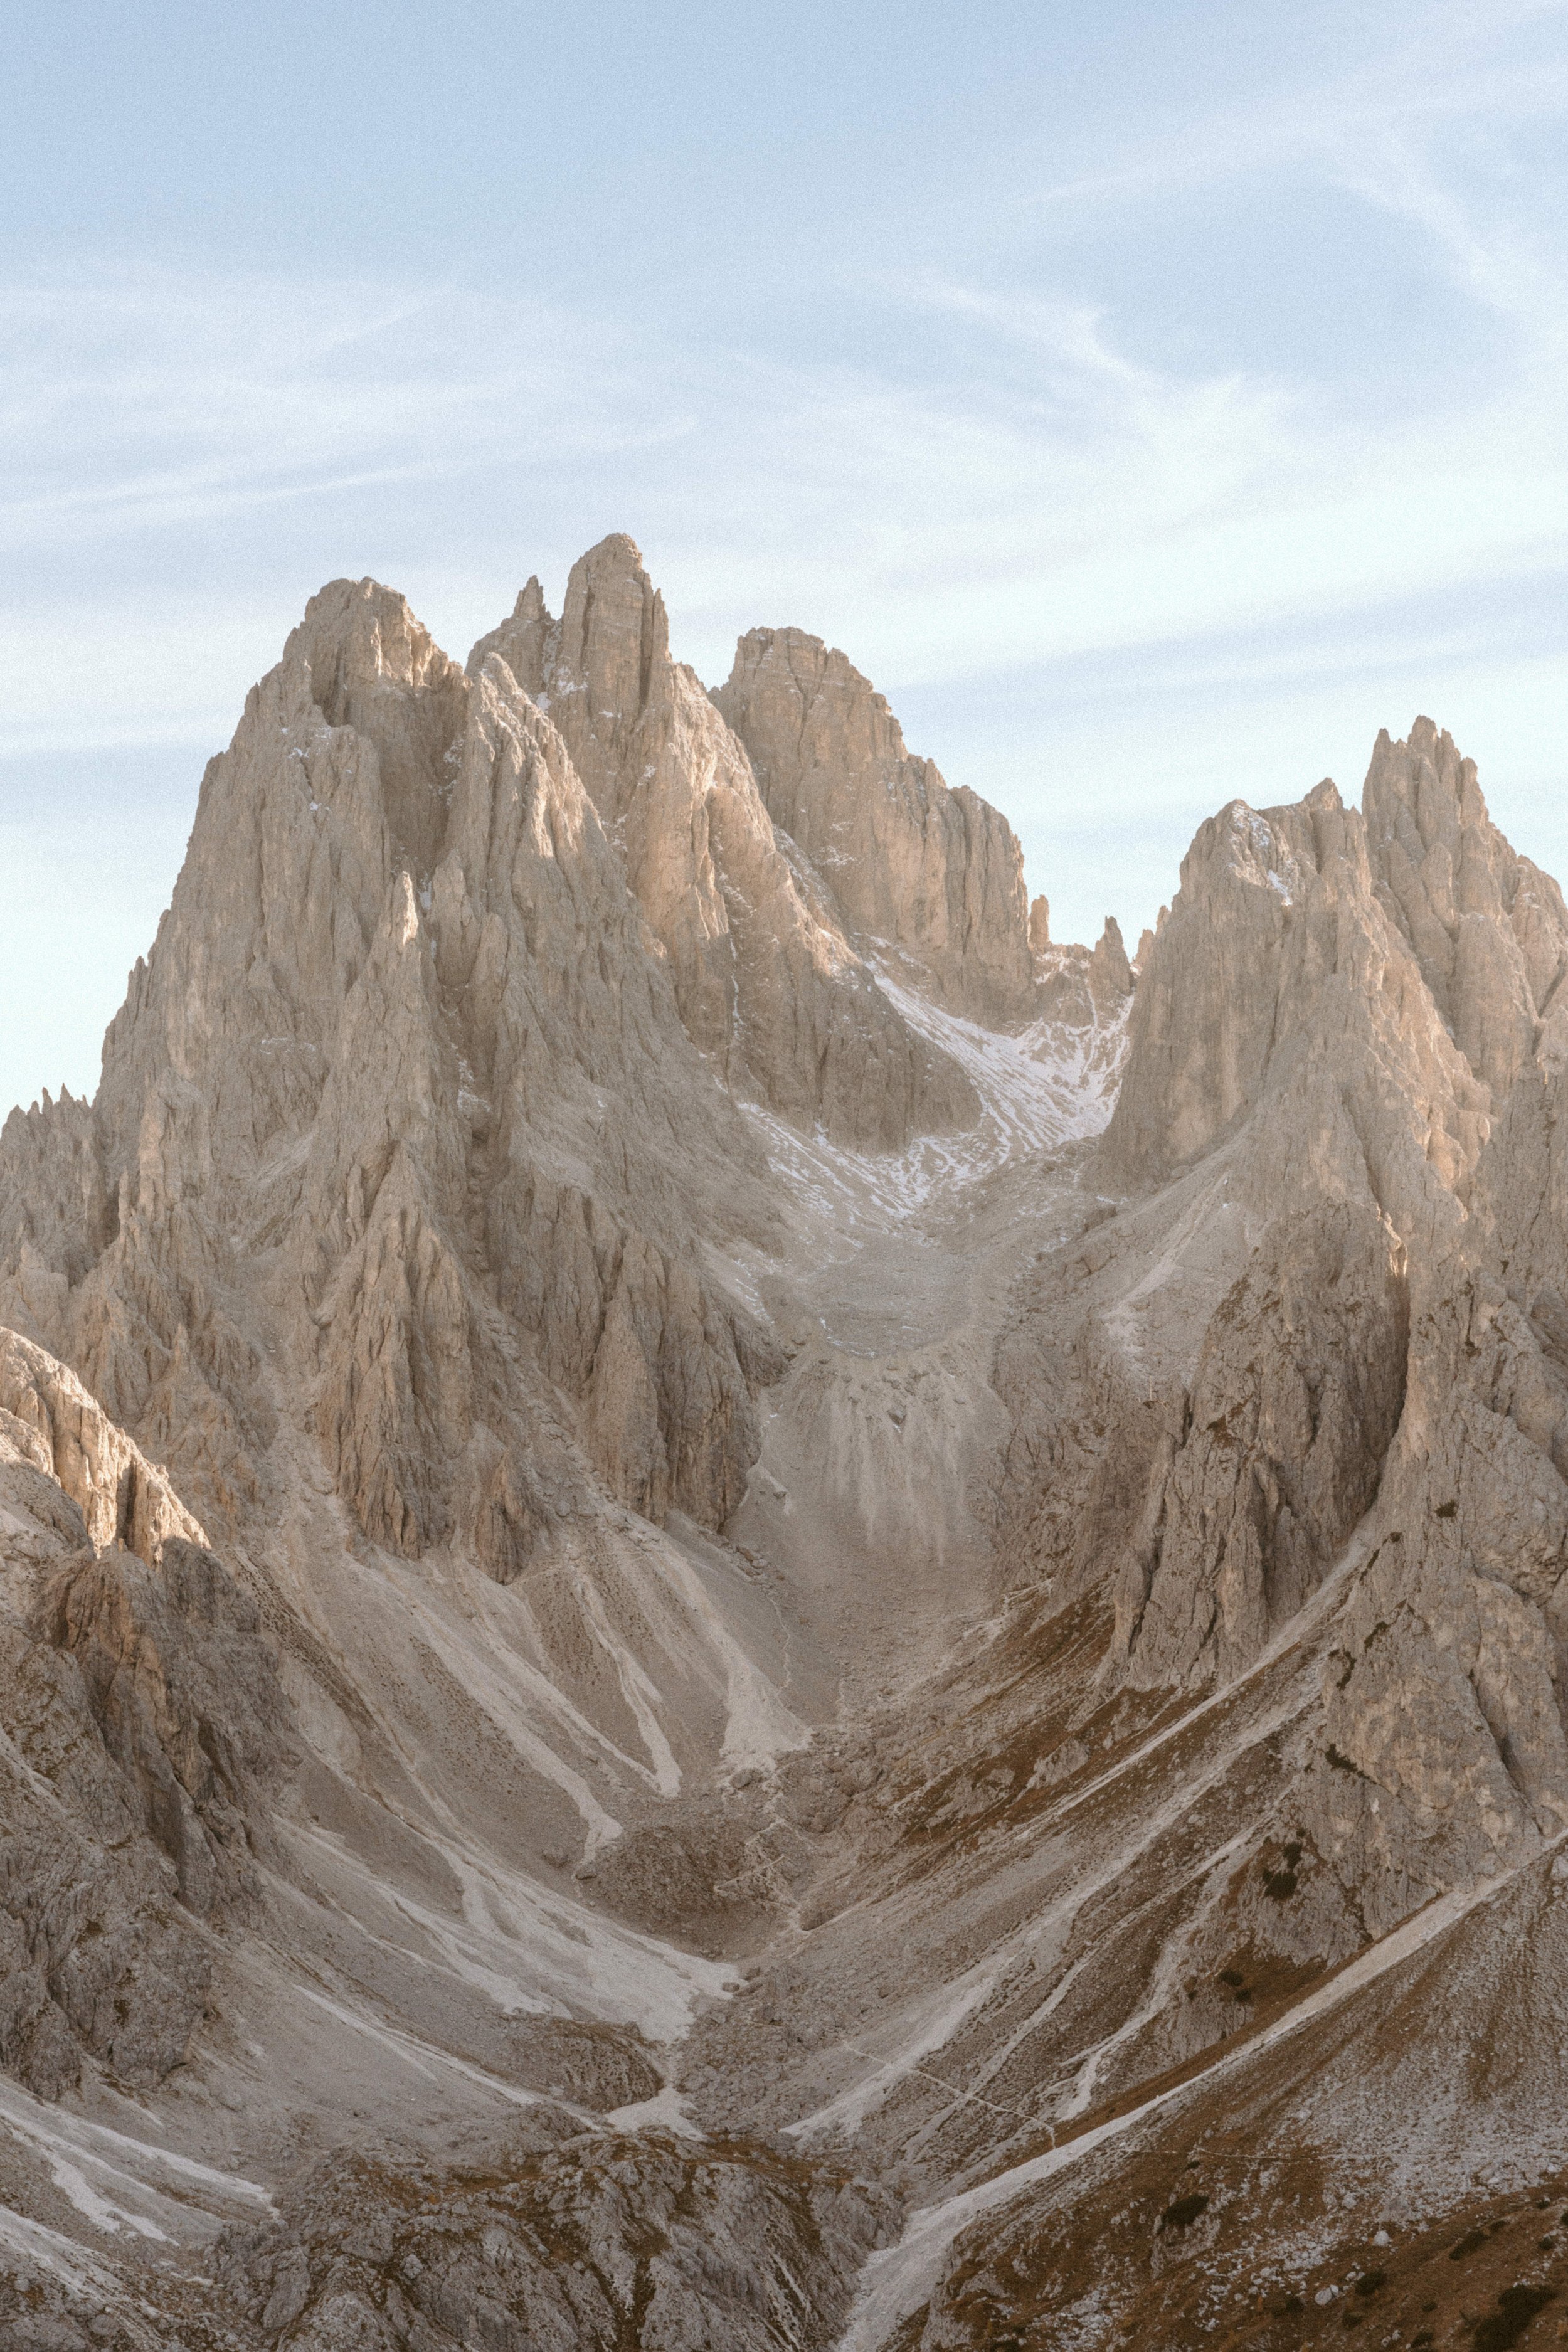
(1, 572, 789, 1559)
(1102, 779, 1489, 1232)
(215, 2137, 899, 2352)
(1364, 716, 1568, 1098)
(1116, 1197, 1409, 1689)
(473, 537, 980, 1148)
(714, 623, 1034, 1027)
(0, 1325, 204, 1563)
(1034, 915, 1137, 1031)
(45, 1532, 292, 1919)
(0, 1404, 248, 2095)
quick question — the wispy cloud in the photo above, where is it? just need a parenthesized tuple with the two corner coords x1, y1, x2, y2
(1, 6, 1564, 758)
(1, 235, 1564, 760)
(1026, 0, 1568, 219)
(0, 273, 672, 553)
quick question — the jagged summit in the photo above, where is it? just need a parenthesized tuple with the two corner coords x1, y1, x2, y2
(1, 532, 1129, 1597)
(467, 532, 1044, 1138)
(1, 583, 1564, 2352)
(1365, 713, 1568, 1092)
(714, 622, 1035, 1028)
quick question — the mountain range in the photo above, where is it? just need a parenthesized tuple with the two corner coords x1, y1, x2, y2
(1, 535, 1566, 2352)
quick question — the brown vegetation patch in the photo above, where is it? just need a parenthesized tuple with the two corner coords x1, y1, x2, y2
(898, 2137, 1568, 2352)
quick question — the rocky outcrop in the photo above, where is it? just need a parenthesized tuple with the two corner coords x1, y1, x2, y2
(1000, 747, 1568, 1867)
(0, 1415, 220, 2093)
(1113, 1198, 1409, 1687)
(1033, 914, 1136, 1031)
(714, 624, 1034, 1026)
(1364, 716, 1568, 1098)
(0, 571, 798, 1565)
(1101, 780, 1490, 1240)
(472, 537, 979, 1148)
(41, 1532, 292, 1920)
(0, 1323, 204, 1563)
(0, 1089, 110, 1338)
(17, 538, 1568, 2352)
(215, 2132, 899, 2352)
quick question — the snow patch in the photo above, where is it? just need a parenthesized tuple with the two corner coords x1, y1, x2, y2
(744, 972, 1128, 1237)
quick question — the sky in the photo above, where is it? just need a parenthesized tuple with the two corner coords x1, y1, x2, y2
(4, 0, 1567, 1117)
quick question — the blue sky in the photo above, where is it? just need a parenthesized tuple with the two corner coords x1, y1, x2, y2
(4, 0, 1567, 1115)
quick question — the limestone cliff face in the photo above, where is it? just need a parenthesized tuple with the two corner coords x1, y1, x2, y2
(712, 624, 1034, 1027)
(0, 1323, 204, 1564)
(1364, 716, 1568, 1098)
(1002, 733, 1568, 1889)
(471, 537, 979, 1148)
(1111, 1197, 1409, 1689)
(1102, 779, 1489, 1236)
(0, 1380, 290, 2101)
(1033, 914, 1136, 1032)
(0, 574, 788, 1567)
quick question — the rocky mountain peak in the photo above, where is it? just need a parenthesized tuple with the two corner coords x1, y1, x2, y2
(1364, 716, 1568, 1094)
(467, 570, 552, 692)
(714, 621, 1035, 1026)
(290, 575, 467, 876)
(1103, 756, 1497, 1218)
(1092, 912, 1133, 994)
(718, 622, 915, 776)
(465, 544, 992, 1147)
(557, 530, 670, 723)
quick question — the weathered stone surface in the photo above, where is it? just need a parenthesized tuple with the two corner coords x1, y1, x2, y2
(41, 1532, 292, 1919)
(714, 624, 1034, 1026)
(1114, 1197, 1409, 1688)
(1034, 914, 1136, 1030)
(0, 1410, 221, 2094)
(1, 572, 792, 1564)
(472, 537, 980, 1148)
(0, 1324, 204, 1563)
(1364, 716, 1568, 1098)
(1102, 779, 1490, 1232)
(214, 2136, 899, 2352)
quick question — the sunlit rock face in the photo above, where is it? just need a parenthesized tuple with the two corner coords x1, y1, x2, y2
(714, 621, 1036, 1030)
(0, 596, 1564, 2349)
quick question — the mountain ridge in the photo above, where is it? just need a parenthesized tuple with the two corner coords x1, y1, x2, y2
(0, 539, 1561, 2352)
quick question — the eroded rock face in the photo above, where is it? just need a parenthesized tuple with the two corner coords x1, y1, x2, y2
(0, 1325, 204, 1564)
(0, 1385, 289, 2097)
(1115, 1198, 1409, 1688)
(992, 729, 1568, 1956)
(41, 1533, 292, 1920)
(1, 570, 795, 1565)
(214, 2132, 899, 2352)
(0, 1089, 110, 1338)
(1102, 779, 1490, 1227)
(1034, 914, 1136, 1031)
(472, 537, 980, 1149)
(714, 624, 1034, 1027)
(1364, 716, 1568, 1098)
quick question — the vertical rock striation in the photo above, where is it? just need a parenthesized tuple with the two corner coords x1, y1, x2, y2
(713, 623, 1035, 1027)
(471, 536, 980, 1148)
(1364, 716, 1568, 1098)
